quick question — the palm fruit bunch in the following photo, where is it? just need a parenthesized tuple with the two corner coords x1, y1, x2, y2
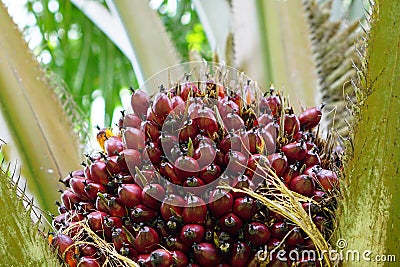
(50, 71, 341, 267)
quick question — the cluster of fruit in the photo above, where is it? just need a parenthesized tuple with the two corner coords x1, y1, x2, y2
(50, 77, 339, 267)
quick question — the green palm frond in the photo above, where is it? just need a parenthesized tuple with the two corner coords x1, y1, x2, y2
(26, 0, 136, 126)
(0, 158, 60, 266)
(0, 3, 83, 213)
(336, 1, 400, 264)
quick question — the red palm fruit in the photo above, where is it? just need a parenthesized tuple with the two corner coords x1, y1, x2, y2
(171, 94, 185, 110)
(104, 136, 124, 156)
(267, 238, 282, 251)
(147, 108, 164, 126)
(286, 227, 304, 247)
(137, 254, 152, 267)
(183, 176, 205, 194)
(257, 113, 274, 126)
(168, 144, 183, 162)
(188, 98, 203, 116)
(95, 193, 109, 213)
(117, 149, 142, 172)
(313, 190, 327, 202)
(268, 153, 288, 178)
(78, 244, 97, 257)
(144, 141, 163, 166)
(142, 183, 165, 208)
(303, 149, 321, 167)
(60, 189, 82, 210)
(123, 127, 145, 150)
(180, 224, 205, 246)
(269, 210, 285, 222)
(224, 150, 247, 175)
(233, 196, 257, 221)
(283, 113, 300, 137)
(174, 155, 200, 178)
(153, 92, 173, 121)
(103, 155, 121, 174)
(219, 212, 243, 234)
(130, 204, 158, 223)
(158, 132, 178, 154)
(215, 148, 226, 167)
(230, 241, 251, 267)
(122, 113, 142, 129)
(160, 194, 185, 221)
(193, 242, 220, 266)
(199, 163, 221, 183)
(260, 122, 278, 154)
(289, 175, 315, 197)
(160, 161, 182, 185)
(52, 213, 68, 230)
(112, 228, 133, 251)
(193, 142, 216, 169)
(71, 169, 84, 177)
(179, 119, 198, 143)
(69, 178, 90, 200)
(135, 226, 160, 253)
(182, 195, 207, 224)
(246, 154, 270, 179)
(180, 81, 199, 101)
(282, 163, 299, 185)
(281, 141, 307, 162)
(294, 130, 305, 142)
(51, 234, 77, 266)
(165, 236, 191, 254)
(171, 250, 189, 267)
(194, 106, 219, 136)
(106, 196, 127, 217)
(103, 216, 123, 239)
(154, 219, 169, 238)
(120, 245, 138, 261)
(118, 184, 142, 208)
(193, 134, 213, 147)
(303, 165, 319, 178)
(87, 211, 107, 236)
(246, 222, 271, 247)
(245, 129, 265, 154)
(131, 89, 150, 118)
(150, 249, 174, 267)
(60, 171, 81, 187)
(270, 221, 289, 239)
(219, 132, 243, 154)
(141, 120, 161, 142)
(298, 105, 323, 130)
(224, 110, 244, 131)
(232, 174, 255, 198)
(89, 161, 109, 186)
(265, 92, 281, 116)
(84, 181, 107, 200)
(315, 169, 339, 191)
(313, 215, 327, 233)
(218, 98, 239, 118)
(208, 189, 233, 218)
(302, 202, 321, 214)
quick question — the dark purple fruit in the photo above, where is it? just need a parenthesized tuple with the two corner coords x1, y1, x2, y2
(193, 242, 220, 266)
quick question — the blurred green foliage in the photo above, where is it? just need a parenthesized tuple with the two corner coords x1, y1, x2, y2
(23, 0, 211, 127)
